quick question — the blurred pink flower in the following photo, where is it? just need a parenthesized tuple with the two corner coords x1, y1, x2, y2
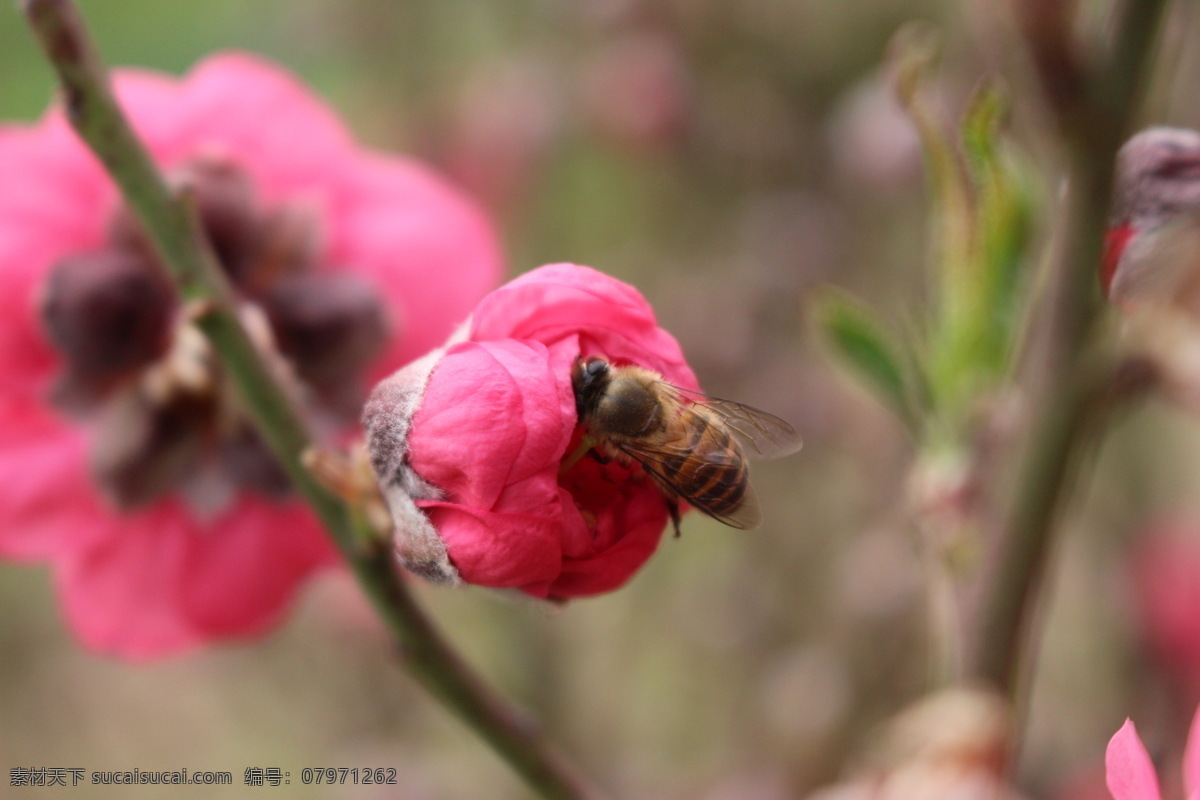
(365, 263, 698, 598)
(0, 52, 502, 659)
(1106, 705, 1200, 800)
(580, 32, 693, 151)
(439, 56, 562, 214)
(1133, 519, 1200, 699)
(1103, 129, 1200, 411)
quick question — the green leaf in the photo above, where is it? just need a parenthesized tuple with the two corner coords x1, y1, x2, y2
(959, 80, 1038, 376)
(812, 288, 920, 433)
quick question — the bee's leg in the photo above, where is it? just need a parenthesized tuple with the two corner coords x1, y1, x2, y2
(667, 498, 682, 537)
(588, 449, 613, 465)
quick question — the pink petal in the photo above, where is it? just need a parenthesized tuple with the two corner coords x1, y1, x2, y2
(329, 152, 503, 377)
(408, 341, 580, 588)
(542, 484, 667, 598)
(474, 263, 651, 328)
(56, 503, 203, 660)
(57, 495, 338, 660)
(1107, 718, 1163, 800)
(0, 403, 109, 560)
(0, 235, 62, 400)
(492, 346, 576, 486)
(421, 501, 563, 588)
(0, 125, 110, 241)
(175, 495, 337, 637)
(113, 52, 356, 194)
(471, 263, 660, 345)
(469, 263, 698, 389)
(1185, 703, 1200, 800)
(409, 339, 573, 511)
(0, 126, 110, 400)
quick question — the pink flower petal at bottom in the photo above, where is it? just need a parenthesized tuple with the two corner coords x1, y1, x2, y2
(57, 496, 337, 661)
(175, 496, 337, 637)
(56, 505, 205, 661)
(1107, 719, 1164, 800)
(1186, 705, 1200, 800)
(0, 405, 109, 561)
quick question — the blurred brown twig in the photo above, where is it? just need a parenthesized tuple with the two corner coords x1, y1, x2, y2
(971, 0, 1169, 709)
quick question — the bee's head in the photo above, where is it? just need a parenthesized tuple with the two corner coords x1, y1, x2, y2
(571, 355, 611, 419)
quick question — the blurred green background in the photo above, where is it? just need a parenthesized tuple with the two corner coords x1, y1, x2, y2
(5, 1, 1200, 798)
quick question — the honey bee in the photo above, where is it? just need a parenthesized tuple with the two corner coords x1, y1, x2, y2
(570, 355, 802, 531)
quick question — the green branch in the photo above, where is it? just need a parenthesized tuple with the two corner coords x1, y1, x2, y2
(19, 2, 607, 798)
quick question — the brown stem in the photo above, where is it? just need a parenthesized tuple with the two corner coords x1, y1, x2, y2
(19, 2, 608, 798)
(972, 0, 1170, 696)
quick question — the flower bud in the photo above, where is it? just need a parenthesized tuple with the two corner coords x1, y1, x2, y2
(364, 264, 698, 599)
(1107, 127, 1200, 305)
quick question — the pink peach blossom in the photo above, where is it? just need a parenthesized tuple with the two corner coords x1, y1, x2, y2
(0, 52, 502, 659)
(366, 264, 698, 598)
(1106, 705, 1200, 800)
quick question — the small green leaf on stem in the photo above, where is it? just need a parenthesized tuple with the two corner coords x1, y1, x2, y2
(812, 287, 919, 433)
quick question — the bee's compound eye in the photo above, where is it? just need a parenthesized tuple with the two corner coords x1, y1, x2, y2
(585, 357, 608, 378)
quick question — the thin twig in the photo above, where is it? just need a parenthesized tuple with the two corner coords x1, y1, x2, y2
(19, 2, 607, 798)
(971, 0, 1169, 695)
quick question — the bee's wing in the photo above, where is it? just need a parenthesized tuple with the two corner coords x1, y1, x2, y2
(614, 421, 764, 531)
(665, 384, 803, 460)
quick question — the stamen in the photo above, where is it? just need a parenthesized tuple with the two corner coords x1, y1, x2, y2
(560, 434, 599, 473)
(39, 156, 389, 512)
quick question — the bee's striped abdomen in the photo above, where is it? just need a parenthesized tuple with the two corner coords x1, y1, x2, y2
(660, 410, 749, 518)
